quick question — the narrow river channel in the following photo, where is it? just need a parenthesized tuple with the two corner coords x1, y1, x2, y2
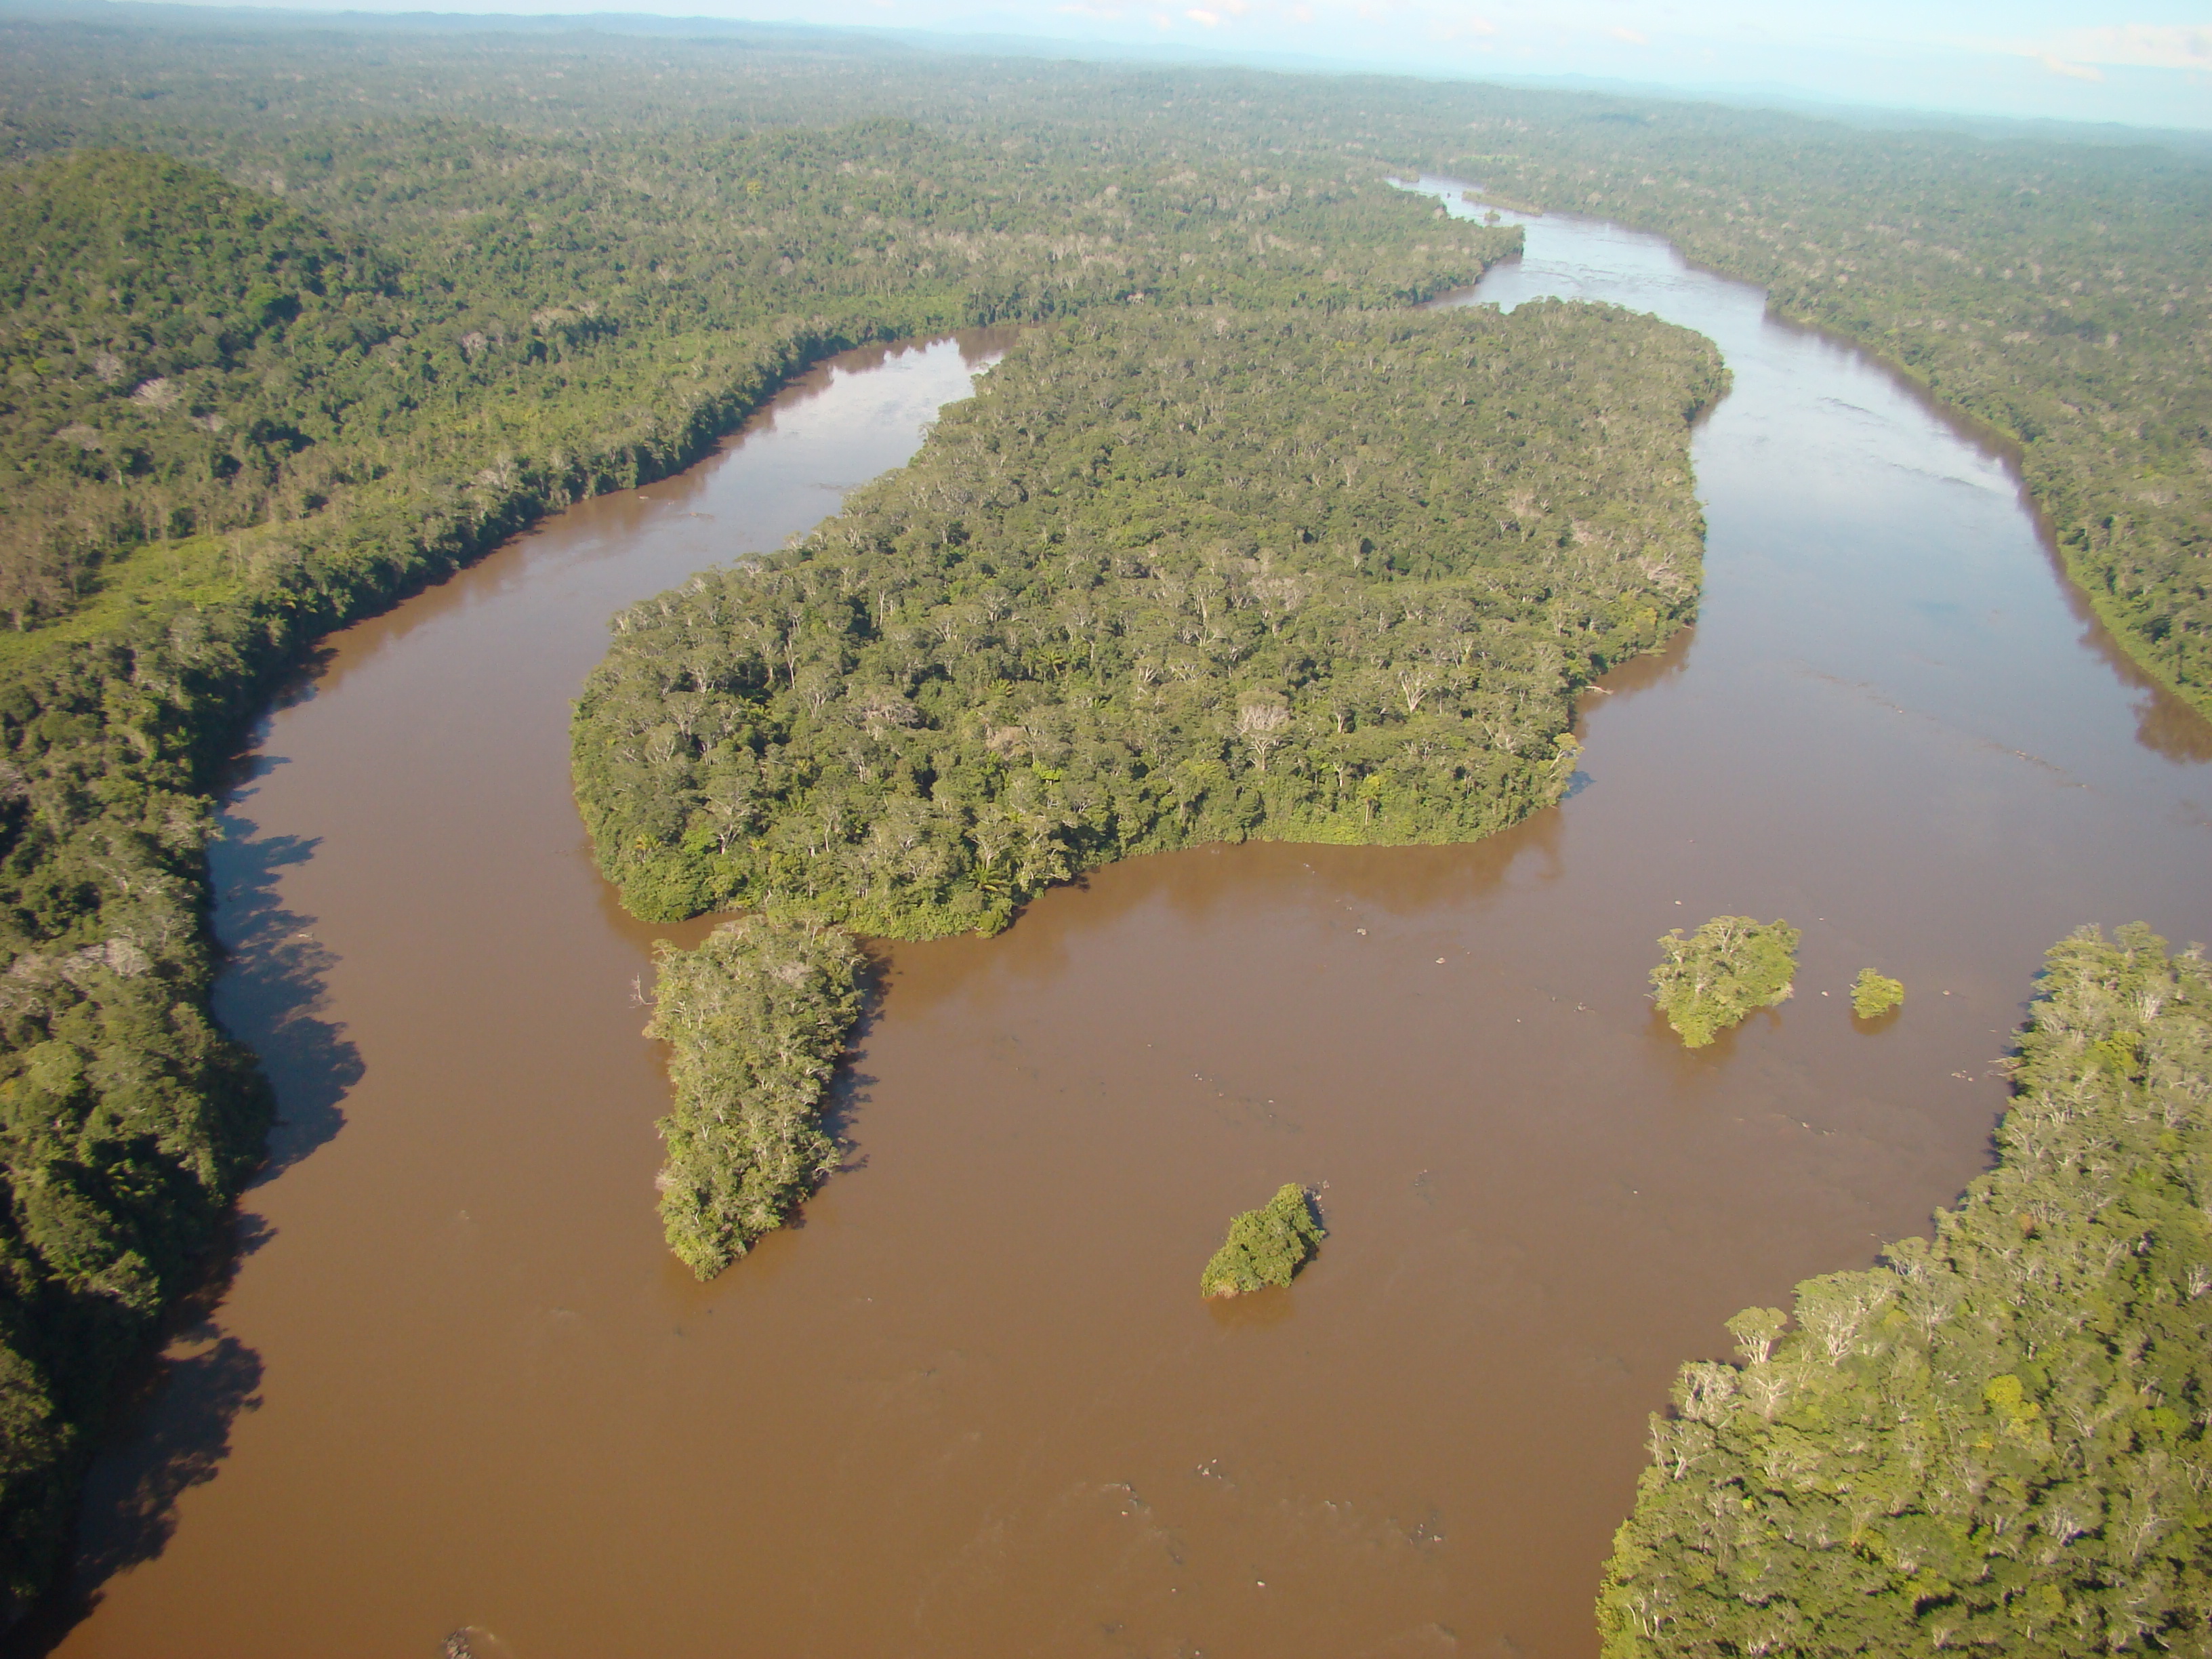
(30, 201, 2212, 1659)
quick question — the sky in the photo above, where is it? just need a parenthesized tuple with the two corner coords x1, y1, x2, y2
(122, 0, 2212, 128)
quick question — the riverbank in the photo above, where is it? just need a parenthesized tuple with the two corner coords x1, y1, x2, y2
(1431, 128, 2212, 725)
(0, 110, 1520, 1609)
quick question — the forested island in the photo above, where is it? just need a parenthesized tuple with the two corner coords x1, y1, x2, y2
(575, 300, 1722, 1269)
(0, 3, 2204, 1633)
(1603, 927, 2212, 1655)
(575, 302, 1721, 928)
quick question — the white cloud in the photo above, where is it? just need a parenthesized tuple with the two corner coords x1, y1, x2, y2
(2032, 24, 2212, 73)
(1432, 12, 1496, 41)
(2039, 53, 2106, 83)
(1607, 25, 1649, 46)
(1186, 5, 1220, 22)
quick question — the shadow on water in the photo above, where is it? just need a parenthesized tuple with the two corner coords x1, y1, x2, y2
(206, 804, 362, 1182)
(2036, 546, 2212, 765)
(822, 1064, 878, 1182)
(1, 1220, 271, 1659)
(821, 954, 895, 1172)
(2, 702, 361, 1652)
(1643, 1003, 1784, 1088)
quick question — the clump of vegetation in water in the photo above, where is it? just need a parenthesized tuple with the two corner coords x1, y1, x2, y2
(1849, 968, 1905, 1019)
(1649, 916, 1801, 1047)
(1200, 1184, 1325, 1298)
(644, 916, 864, 1279)
(1599, 926, 2212, 1656)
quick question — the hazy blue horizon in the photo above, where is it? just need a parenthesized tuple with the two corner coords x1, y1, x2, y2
(11, 0, 2211, 131)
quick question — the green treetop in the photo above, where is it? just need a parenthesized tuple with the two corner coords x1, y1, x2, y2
(1200, 1183, 1325, 1298)
(1650, 916, 1801, 1048)
(1850, 968, 1905, 1019)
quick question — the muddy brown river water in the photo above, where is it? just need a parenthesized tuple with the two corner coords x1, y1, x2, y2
(30, 197, 2212, 1658)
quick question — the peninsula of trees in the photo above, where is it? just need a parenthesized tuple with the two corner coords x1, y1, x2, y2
(1601, 926, 2212, 1656)
(644, 917, 863, 1279)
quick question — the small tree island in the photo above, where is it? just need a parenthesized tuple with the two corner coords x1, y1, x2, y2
(1650, 916, 1802, 1048)
(1201, 1184, 1326, 1298)
(1850, 967, 1905, 1019)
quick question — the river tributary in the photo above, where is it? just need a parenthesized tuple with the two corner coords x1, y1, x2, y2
(33, 201, 2212, 1658)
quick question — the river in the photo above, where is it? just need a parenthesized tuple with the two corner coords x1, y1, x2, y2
(26, 199, 2212, 1659)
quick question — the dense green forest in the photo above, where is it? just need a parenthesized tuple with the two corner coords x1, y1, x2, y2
(574, 302, 1721, 928)
(5, 8, 2203, 712)
(0, 123, 1504, 631)
(1602, 926, 2212, 1655)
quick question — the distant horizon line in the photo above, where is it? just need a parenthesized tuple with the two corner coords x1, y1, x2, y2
(5, 0, 2209, 142)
